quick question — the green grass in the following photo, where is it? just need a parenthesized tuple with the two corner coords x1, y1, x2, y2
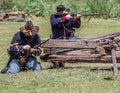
(0, 17, 120, 93)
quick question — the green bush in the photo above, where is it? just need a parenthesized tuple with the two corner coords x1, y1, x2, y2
(83, 0, 120, 18)
(0, 0, 120, 18)
(25, 1, 44, 17)
(0, 0, 15, 11)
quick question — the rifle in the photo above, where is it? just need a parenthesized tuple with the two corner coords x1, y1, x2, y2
(19, 49, 31, 65)
(71, 13, 106, 17)
(19, 47, 42, 65)
(55, 10, 106, 21)
(71, 13, 106, 22)
(19, 39, 49, 65)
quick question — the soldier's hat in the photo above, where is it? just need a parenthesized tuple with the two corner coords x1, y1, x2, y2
(55, 5, 70, 16)
(20, 20, 39, 36)
(56, 5, 70, 12)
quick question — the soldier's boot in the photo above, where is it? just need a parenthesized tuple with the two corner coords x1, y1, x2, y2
(50, 62, 59, 69)
(1, 67, 8, 74)
(58, 62, 65, 67)
(64, 62, 72, 67)
(50, 62, 65, 69)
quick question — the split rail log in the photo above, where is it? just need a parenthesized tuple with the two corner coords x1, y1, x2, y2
(0, 11, 26, 22)
(41, 51, 120, 63)
(88, 32, 120, 41)
(40, 32, 120, 77)
(111, 48, 118, 77)
(41, 32, 120, 49)
(41, 39, 98, 49)
(64, 66, 120, 71)
(7, 11, 25, 16)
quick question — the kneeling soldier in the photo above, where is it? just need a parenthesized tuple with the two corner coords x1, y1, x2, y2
(1, 21, 42, 74)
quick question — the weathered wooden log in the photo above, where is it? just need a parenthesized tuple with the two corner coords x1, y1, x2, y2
(111, 48, 118, 77)
(0, 11, 26, 22)
(41, 38, 120, 49)
(41, 39, 98, 49)
(88, 32, 120, 41)
(0, 13, 9, 19)
(40, 50, 120, 63)
(7, 11, 25, 16)
(40, 32, 120, 77)
(41, 54, 111, 63)
(64, 66, 120, 71)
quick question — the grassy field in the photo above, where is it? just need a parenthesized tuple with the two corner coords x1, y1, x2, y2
(0, 17, 120, 93)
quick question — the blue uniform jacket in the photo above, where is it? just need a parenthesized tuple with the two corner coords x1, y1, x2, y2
(8, 31, 41, 59)
(50, 14, 81, 39)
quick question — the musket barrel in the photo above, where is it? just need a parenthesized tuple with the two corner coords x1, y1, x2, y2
(71, 13, 106, 17)
(81, 13, 106, 16)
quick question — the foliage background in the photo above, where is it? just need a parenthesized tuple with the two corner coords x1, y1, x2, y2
(0, 0, 120, 18)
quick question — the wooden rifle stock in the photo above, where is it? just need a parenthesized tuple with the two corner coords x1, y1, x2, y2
(19, 42, 47, 65)
(19, 49, 31, 65)
(19, 46, 41, 65)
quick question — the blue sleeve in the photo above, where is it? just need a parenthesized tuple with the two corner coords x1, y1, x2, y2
(50, 15, 65, 26)
(7, 46, 22, 59)
(11, 32, 20, 44)
(9, 32, 23, 54)
(71, 18, 81, 28)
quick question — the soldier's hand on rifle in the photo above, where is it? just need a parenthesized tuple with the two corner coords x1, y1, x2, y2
(76, 14, 82, 18)
(23, 45, 31, 51)
(65, 14, 72, 20)
(30, 48, 41, 56)
(30, 48, 37, 53)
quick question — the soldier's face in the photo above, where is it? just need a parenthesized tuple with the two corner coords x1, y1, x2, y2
(24, 32, 31, 37)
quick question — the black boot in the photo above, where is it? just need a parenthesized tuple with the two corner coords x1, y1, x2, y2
(1, 67, 8, 74)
